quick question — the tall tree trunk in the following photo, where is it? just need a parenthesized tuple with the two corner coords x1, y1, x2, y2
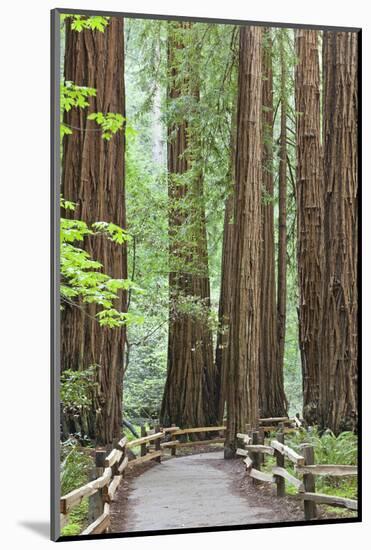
(319, 31, 358, 433)
(224, 26, 262, 457)
(152, 40, 165, 166)
(259, 28, 287, 418)
(160, 23, 216, 428)
(61, 18, 126, 445)
(277, 29, 288, 399)
(295, 30, 323, 426)
(215, 192, 234, 423)
(215, 95, 238, 424)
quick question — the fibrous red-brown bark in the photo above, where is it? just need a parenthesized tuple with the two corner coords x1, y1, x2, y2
(215, 98, 238, 424)
(319, 31, 358, 433)
(61, 18, 126, 445)
(215, 192, 234, 423)
(277, 29, 288, 400)
(225, 26, 262, 456)
(295, 30, 323, 425)
(160, 24, 216, 428)
(259, 29, 287, 418)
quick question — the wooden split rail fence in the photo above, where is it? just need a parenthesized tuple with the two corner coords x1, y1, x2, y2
(237, 421, 358, 520)
(60, 424, 226, 535)
(60, 416, 357, 534)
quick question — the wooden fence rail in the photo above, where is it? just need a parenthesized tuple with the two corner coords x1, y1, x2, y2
(60, 428, 166, 534)
(236, 425, 358, 520)
(60, 423, 225, 534)
(60, 435, 128, 534)
(167, 425, 225, 456)
(60, 419, 357, 535)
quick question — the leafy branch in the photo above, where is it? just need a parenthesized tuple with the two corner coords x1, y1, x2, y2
(62, 14, 110, 33)
(87, 112, 125, 140)
(60, 199, 144, 328)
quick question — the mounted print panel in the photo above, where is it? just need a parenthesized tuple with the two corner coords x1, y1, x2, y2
(51, 8, 361, 541)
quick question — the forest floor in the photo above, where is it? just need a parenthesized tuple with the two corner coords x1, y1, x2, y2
(110, 450, 307, 533)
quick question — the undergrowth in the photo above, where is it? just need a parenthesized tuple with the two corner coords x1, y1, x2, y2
(60, 439, 94, 536)
(260, 428, 358, 517)
(60, 423, 141, 536)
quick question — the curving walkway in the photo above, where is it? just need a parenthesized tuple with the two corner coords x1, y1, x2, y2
(110, 451, 302, 533)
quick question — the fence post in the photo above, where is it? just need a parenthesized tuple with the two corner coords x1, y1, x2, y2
(237, 428, 246, 454)
(115, 437, 126, 476)
(154, 423, 161, 463)
(252, 430, 261, 469)
(140, 425, 147, 457)
(251, 430, 261, 483)
(171, 423, 177, 456)
(111, 437, 118, 464)
(301, 444, 317, 520)
(258, 427, 265, 465)
(88, 447, 106, 524)
(275, 423, 285, 497)
(244, 423, 251, 448)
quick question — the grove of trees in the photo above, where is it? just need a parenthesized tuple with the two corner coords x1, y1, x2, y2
(59, 15, 359, 455)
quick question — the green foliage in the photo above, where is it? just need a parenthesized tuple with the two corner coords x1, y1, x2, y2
(60, 81, 125, 141)
(62, 14, 109, 33)
(61, 440, 93, 494)
(96, 308, 144, 329)
(60, 80, 125, 140)
(288, 429, 357, 499)
(87, 112, 125, 140)
(60, 199, 143, 327)
(121, 19, 238, 419)
(60, 196, 75, 211)
(91, 221, 129, 245)
(60, 366, 97, 413)
(122, 42, 170, 419)
(59, 62, 131, 327)
(60, 439, 93, 536)
(269, 28, 302, 416)
(60, 80, 96, 138)
(61, 81, 96, 112)
(283, 300, 302, 416)
(61, 210, 131, 246)
(124, 322, 168, 419)
(170, 291, 218, 332)
(287, 428, 357, 467)
(261, 428, 357, 507)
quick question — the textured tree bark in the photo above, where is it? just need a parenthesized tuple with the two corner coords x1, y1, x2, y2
(160, 24, 217, 428)
(319, 31, 358, 433)
(259, 28, 287, 418)
(277, 30, 288, 400)
(224, 26, 262, 457)
(215, 192, 234, 423)
(295, 30, 323, 425)
(215, 98, 238, 424)
(61, 18, 127, 445)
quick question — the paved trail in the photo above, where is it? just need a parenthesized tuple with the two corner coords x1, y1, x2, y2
(110, 451, 302, 533)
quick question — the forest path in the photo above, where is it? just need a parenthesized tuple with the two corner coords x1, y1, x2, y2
(110, 451, 302, 533)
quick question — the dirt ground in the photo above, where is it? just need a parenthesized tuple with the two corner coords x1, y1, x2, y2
(110, 450, 309, 533)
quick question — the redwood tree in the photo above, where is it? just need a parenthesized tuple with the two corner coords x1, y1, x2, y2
(160, 24, 216, 428)
(295, 30, 323, 425)
(61, 18, 127, 445)
(215, 192, 234, 423)
(225, 26, 262, 457)
(319, 31, 358, 433)
(215, 98, 238, 423)
(277, 29, 288, 397)
(259, 28, 287, 418)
